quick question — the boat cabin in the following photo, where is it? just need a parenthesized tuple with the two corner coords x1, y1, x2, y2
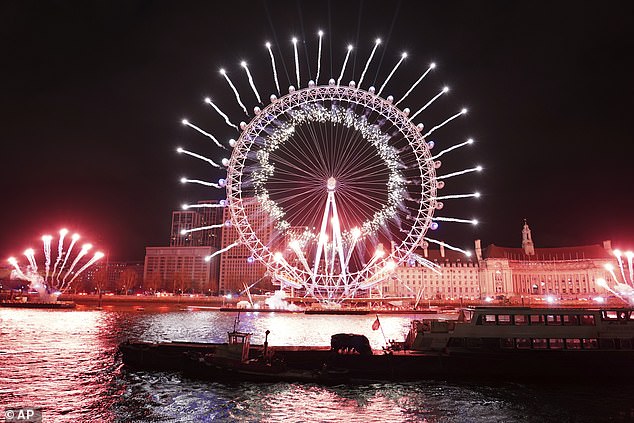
(406, 307, 634, 353)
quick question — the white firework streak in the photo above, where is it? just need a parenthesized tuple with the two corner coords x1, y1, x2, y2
(62, 245, 90, 283)
(423, 108, 467, 138)
(56, 234, 79, 280)
(433, 216, 478, 225)
(181, 178, 221, 189)
(435, 192, 480, 200)
(8, 257, 31, 281)
(410, 253, 442, 274)
(182, 203, 225, 210)
(241, 62, 262, 103)
(396, 63, 436, 106)
(69, 252, 104, 285)
(377, 52, 407, 96)
(424, 237, 471, 256)
(627, 252, 634, 285)
(316, 31, 323, 84)
(337, 45, 353, 86)
(292, 38, 300, 87)
(23, 249, 37, 272)
(205, 242, 239, 261)
(182, 119, 225, 149)
(358, 38, 381, 89)
(204, 98, 239, 130)
(410, 86, 449, 120)
(436, 166, 483, 180)
(615, 252, 628, 286)
(177, 147, 221, 168)
(431, 138, 474, 160)
(220, 70, 248, 115)
(181, 223, 225, 235)
(42, 235, 52, 280)
(265, 42, 280, 95)
(51, 229, 68, 280)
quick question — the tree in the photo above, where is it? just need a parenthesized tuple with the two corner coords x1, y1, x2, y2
(117, 268, 138, 295)
(144, 272, 162, 293)
(93, 267, 109, 294)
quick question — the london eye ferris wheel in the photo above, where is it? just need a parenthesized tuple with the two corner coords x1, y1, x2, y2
(179, 34, 481, 303)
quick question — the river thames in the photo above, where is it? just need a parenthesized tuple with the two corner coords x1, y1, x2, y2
(1, 306, 633, 422)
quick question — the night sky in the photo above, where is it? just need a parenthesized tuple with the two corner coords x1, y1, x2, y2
(1, 1, 632, 261)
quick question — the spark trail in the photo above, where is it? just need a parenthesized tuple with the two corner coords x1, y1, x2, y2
(424, 237, 471, 256)
(51, 228, 68, 279)
(42, 235, 52, 280)
(358, 38, 381, 88)
(56, 233, 79, 280)
(205, 242, 239, 261)
(292, 38, 300, 88)
(337, 45, 353, 86)
(378, 52, 407, 96)
(316, 31, 324, 84)
(220, 69, 248, 115)
(437, 166, 483, 180)
(181, 119, 225, 149)
(396, 62, 436, 106)
(411, 86, 449, 120)
(204, 98, 239, 130)
(177, 147, 221, 168)
(431, 138, 474, 160)
(265, 42, 280, 95)
(69, 252, 105, 284)
(241, 61, 262, 103)
(180, 177, 221, 189)
(423, 108, 467, 138)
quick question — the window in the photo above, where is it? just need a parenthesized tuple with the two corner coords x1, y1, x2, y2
(582, 339, 598, 349)
(546, 315, 562, 325)
(565, 339, 581, 349)
(532, 338, 548, 349)
(497, 315, 512, 325)
(549, 339, 564, 349)
(514, 315, 528, 325)
(563, 315, 580, 326)
(500, 338, 514, 349)
(483, 315, 496, 325)
(530, 315, 544, 325)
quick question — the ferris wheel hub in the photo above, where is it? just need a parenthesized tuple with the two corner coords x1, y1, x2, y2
(326, 177, 337, 191)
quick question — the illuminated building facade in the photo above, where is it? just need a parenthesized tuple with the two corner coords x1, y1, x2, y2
(143, 246, 218, 293)
(385, 222, 618, 301)
(218, 199, 273, 294)
(170, 200, 223, 248)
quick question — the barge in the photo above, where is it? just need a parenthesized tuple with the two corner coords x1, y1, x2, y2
(119, 306, 634, 382)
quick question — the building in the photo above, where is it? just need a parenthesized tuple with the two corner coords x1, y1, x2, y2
(218, 198, 272, 294)
(477, 222, 615, 299)
(170, 200, 223, 248)
(384, 221, 618, 301)
(143, 246, 218, 293)
(385, 244, 481, 300)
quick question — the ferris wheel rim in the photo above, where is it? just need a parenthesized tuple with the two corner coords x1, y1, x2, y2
(225, 83, 438, 279)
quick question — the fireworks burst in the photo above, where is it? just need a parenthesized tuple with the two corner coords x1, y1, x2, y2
(597, 249, 634, 305)
(6, 229, 104, 302)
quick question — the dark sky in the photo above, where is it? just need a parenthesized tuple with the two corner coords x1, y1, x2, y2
(1, 1, 632, 261)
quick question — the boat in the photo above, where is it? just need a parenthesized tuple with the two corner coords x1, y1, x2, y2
(120, 306, 634, 383)
(0, 300, 76, 309)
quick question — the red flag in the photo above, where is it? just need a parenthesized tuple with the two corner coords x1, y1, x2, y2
(372, 317, 380, 331)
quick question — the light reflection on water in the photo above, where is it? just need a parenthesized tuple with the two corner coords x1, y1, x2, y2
(1, 307, 633, 422)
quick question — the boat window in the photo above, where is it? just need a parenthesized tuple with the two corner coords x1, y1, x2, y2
(602, 310, 619, 321)
(546, 315, 562, 325)
(580, 315, 596, 326)
(563, 315, 580, 326)
(514, 315, 528, 325)
(565, 339, 581, 349)
(516, 338, 531, 349)
(617, 339, 632, 349)
(483, 315, 497, 325)
(500, 338, 514, 349)
(529, 315, 544, 325)
(549, 338, 564, 349)
(532, 338, 548, 349)
(599, 339, 615, 349)
(497, 315, 512, 325)
(582, 338, 598, 349)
